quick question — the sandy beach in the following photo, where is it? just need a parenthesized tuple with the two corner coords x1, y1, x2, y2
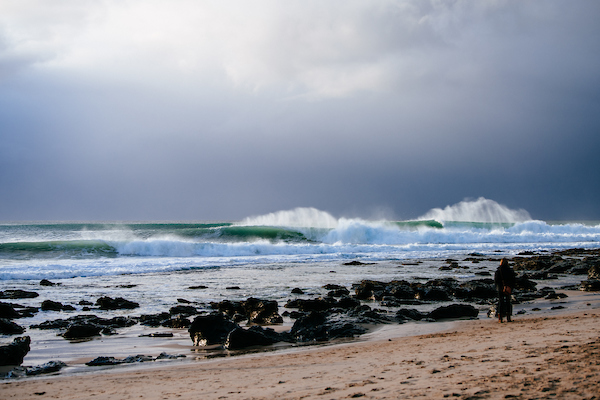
(3, 293, 599, 400)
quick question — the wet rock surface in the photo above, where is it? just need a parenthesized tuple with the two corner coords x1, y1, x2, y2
(0, 336, 31, 366)
(2, 248, 598, 378)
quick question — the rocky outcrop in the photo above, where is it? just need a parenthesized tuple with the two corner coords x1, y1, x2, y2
(62, 323, 102, 339)
(243, 298, 283, 324)
(211, 298, 283, 324)
(86, 353, 185, 366)
(454, 279, 497, 300)
(40, 279, 60, 286)
(0, 302, 20, 319)
(580, 279, 600, 291)
(0, 318, 25, 335)
(188, 313, 239, 346)
(427, 304, 479, 320)
(588, 263, 600, 280)
(290, 311, 366, 342)
(0, 336, 31, 366)
(396, 308, 425, 322)
(96, 296, 139, 310)
(0, 290, 39, 299)
(41, 300, 75, 312)
(224, 327, 276, 350)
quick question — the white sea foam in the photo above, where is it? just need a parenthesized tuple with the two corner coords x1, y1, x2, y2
(418, 197, 532, 223)
(238, 207, 338, 228)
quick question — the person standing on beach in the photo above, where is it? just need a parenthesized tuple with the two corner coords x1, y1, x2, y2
(494, 258, 516, 323)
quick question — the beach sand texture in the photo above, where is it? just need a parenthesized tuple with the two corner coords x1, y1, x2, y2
(2, 308, 599, 400)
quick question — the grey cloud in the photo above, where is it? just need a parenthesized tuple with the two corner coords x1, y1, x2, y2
(1, 1, 599, 221)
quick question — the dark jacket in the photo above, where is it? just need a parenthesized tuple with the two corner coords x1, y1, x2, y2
(494, 265, 516, 292)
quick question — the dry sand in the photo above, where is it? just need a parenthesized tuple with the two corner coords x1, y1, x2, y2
(3, 301, 599, 400)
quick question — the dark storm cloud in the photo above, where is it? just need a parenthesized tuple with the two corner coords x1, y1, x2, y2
(1, 1, 599, 221)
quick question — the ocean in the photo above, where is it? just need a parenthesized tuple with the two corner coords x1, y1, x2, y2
(2, 202, 600, 367)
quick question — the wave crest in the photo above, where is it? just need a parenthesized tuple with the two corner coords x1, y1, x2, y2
(418, 197, 532, 223)
(238, 207, 338, 228)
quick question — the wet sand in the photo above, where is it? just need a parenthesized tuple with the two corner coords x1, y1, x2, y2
(2, 292, 599, 400)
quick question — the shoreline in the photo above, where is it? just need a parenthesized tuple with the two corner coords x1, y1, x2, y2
(2, 299, 599, 399)
(2, 248, 600, 389)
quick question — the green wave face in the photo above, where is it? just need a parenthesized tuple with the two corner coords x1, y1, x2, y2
(393, 220, 444, 229)
(215, 226, 309, 242)
(0, 240, 118, 260)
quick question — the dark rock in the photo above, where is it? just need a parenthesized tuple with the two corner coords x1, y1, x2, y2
(26, 360, 67, 376)
(189, 285, 208, 290)
(353, 280, 387, 300)
(156, 352, 186, 360)
(343, 261, 375, 265)
(454, 279, 497, 300)
(415, 287, 451, 301)
(427, 304, 479, 320)
(122, 355, 154, 363)
(211, 300, 244, 317)
(139, 332, 174, 337)
(327, 288, 350, 297)
(323, 284, 346, 290)
(0, 318, 25, 334)
(349, 308, 392, 324)
(86, 356, 123, 366)
(169, 305, 198, 317)
(40, 279, 59, 286)
(30, 318, 70, 330)
(31, 314, 137, 332)
(396, 308, 425, 321)
(226, 286, 241, 290)
(0, 290, 39, 299)
(291, 288, 304, 294)
(101, 316, 137, 328)
(139, 312, 172, 327)
(325, 320, 367, 339)
(79, 300, 93, 306)
(0, 336, 31, 366)
(290, 311, 366, 342)
(545, 292, 568, 300)
(62, 323, 102, 339)
(580, 279, 600, 292)
(224, 327, 276, 350)
(41, 300, 65, 311)
(336, 296, 361, 309)
(385, 281, 416, 299)
(0, 302, 20, 319)
(177, 298, 192, 303)
(512, 255, 558, 271)
(96, 296, 139, 310)
(285, 298, 336, 312)
(515, 274, 537, 292)
(188, 313, 239, 346)
(162, 315, 191, 329)
(243, 298, 283, 324)
(211, 298, 283, 324)
(588, 263, 600, 280)
(290, 311, 328, 342)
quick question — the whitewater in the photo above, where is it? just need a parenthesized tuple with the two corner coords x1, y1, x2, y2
(1, 198, 600, 282)
(2, 197, 600, 368)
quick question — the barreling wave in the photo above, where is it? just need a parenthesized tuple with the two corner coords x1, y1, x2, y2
(2, 199, 600, 281)
(0, 240, 118, 260)
(2, 220, 600, 261)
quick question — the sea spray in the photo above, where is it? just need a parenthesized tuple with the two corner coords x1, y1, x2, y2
(1, 199, 600, 280)
(418, 197, 532, 223)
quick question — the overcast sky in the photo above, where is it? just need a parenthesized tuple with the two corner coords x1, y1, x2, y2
(1, 0, 599, 222)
